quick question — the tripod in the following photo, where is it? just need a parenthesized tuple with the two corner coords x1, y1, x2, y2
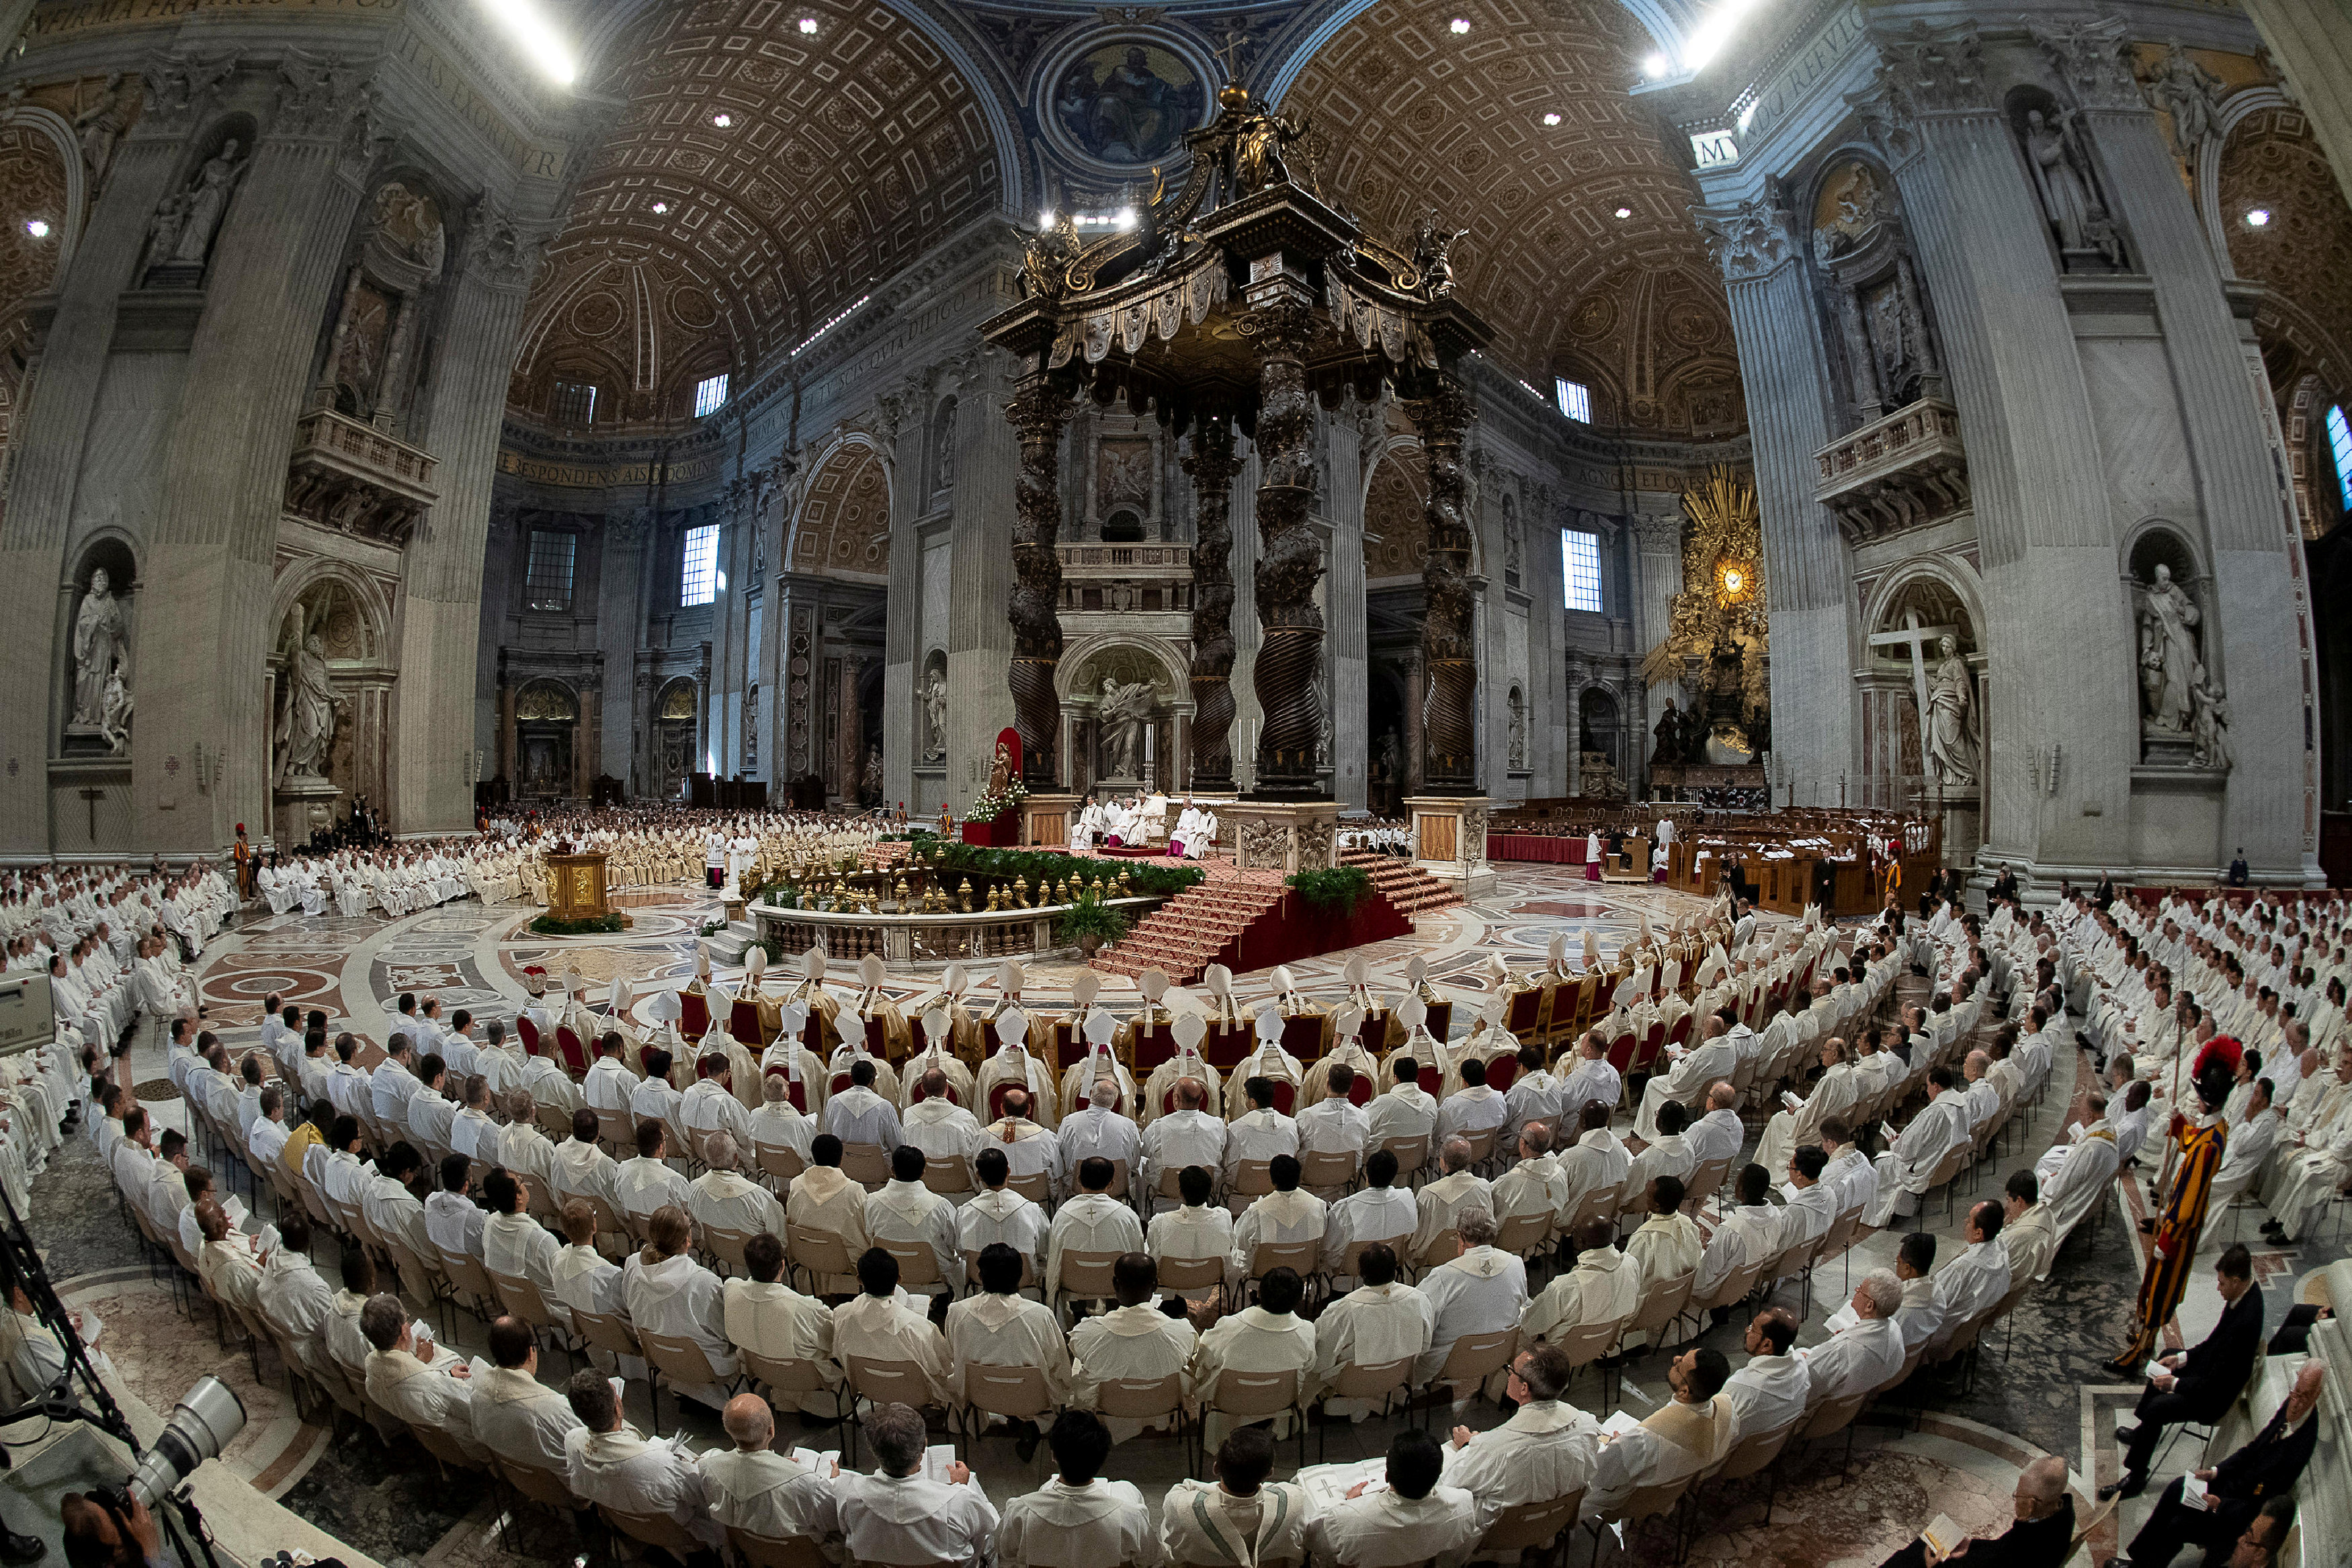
(0, 1175, 222, 1568)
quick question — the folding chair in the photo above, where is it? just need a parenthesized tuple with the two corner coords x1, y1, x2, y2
(1315, 1356, 1414, 1454)
(640, 1328, 743, 1434)
(954, 1362, 1055, 1458)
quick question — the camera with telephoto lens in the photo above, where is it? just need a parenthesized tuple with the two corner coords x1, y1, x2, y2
(124, 1376, 246, 1508)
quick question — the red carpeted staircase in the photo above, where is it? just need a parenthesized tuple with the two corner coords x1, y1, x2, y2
(1096, 879, 1286, 984)
(1343, 849, 1463, 917)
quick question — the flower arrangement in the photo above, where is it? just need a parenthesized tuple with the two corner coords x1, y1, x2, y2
(966, 776, 1031, 822)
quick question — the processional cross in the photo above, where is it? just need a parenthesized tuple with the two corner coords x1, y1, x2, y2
(1865, 609, 1958, 783)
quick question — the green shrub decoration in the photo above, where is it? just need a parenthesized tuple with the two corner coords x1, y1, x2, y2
(926, 841, 1204, 898)
(1286, 865, 1374, 916)
(1058, 894, 1130, 947)
(528, 912, 626, 937)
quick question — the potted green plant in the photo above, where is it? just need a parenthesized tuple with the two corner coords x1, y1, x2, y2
(1058, 894, 1130, 959)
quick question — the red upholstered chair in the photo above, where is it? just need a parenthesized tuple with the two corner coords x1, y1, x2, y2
(1280, 1014, 1326, 1062)
(1131, 1023, 1177, 1078)
(861, 1014, 895, 1063)
(1052, 1021, 1086, 1072)
(798, 1010, 829, 1056)
(1504, 988, 1545, 1043)
(986, 1080, 1023, 1122)
(1423, 1001, 1454, 1043)
(555, 1027, 589, 1077)
(1204, 1022, 1251, 1071)
(908, 1078, 959, 1106)
(1265, 1079, 1298, 1116)
(1344, 1072, 1376, 1108)
(1604, 1029, 1640, 1076)
(1664, 1012, 1695, 1051)
(678, 990, 710, 1039)
(730, 999, 765, 1047)
(1416, 1061, 1443, 1098)
(829, 1071, 854, 1098)
(1485, 1052, 1520, 1094)
(515, 1015, 541, 1057)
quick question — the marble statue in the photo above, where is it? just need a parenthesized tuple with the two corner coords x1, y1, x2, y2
(70, 568, 127, 728)
(1650, 699, 1684, 767)
(73, 74, 130, 188)
(862, 745, 883, 805)
(274, 625, 339, 785)
(1923, 634, 1980, 789)
(140, 194, 189, 277)
(2148, 43, 2227, 158)
(1098, 674, 1154, 777)
(2191, 668, 2232, 771)
(170, 139, 248, 268)
(2021, 110, 2117, 263)
(2140, 564, 2201, 734)
(100, 668, 133, 756)
(920, 668, 948, 759)
(1410, 210, 1467, 300)
(1507, 689, 1527, 771)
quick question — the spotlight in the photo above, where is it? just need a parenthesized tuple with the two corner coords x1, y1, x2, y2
(651, 201, 671, 214)
(1449, 16, 1470, 32)
(25, 219, 49, 238)
(126, 1377, 246, 1510)
(2244, 207, 2272, 228)
(1542, 112, 1561, 126)
(712, 111, 733, 128)
(1615, 206, 1632, 219)
(799, 15, 818, 32)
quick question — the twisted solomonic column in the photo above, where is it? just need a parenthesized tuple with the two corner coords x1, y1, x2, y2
(1243, 290, 1324, 795)
(1005, 377, 1072, 785)
(1183, 414, 1240, 789)
(1406, 374, 1478, 791)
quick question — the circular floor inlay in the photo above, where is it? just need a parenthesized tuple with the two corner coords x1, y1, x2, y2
(132, 1078, 181, 1103)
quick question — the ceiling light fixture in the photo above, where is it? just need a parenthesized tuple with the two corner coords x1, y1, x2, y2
(25, 219, 49, 238)
(1615, 206, 1633, 219)
(798, 15, 818, 32)
(1542, 112, 1561, 126)
(1449, 16, 1470, 32)
(651, 201, 671, 214)
(476, 0, 576, 84)
(712, 111, 733, 128)
(2244, 207, 2273, 227)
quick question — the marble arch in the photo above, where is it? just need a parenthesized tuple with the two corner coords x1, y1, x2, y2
(787, 436, 892, 579)
(1056, 631, 1193, 703)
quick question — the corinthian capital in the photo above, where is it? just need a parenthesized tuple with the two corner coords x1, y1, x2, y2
(138, 52, 238, 136)
(1867, 20, 1992, 122)
(1693, 199, 1795, 283)
(2030, 15, 2142, 112)
(460, 200, 550, 292)
(274, 50, 374, 141)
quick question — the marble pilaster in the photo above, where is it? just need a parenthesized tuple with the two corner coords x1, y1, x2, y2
(1321, 406, 1369, 810)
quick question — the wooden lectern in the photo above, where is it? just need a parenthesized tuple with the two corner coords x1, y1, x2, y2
(545, 853, 615, 921)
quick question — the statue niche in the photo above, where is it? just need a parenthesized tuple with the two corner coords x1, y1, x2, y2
(62, 546, 136, 758)
(1808, 160, 1944, 428)
(2130, 535, 2230, 771)
(270, 577, 381, 843)
(315, 179, 448, 430)
(2006, 87, 2127, 272)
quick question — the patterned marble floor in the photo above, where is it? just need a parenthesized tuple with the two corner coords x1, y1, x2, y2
(31, 869, 2318, 1566)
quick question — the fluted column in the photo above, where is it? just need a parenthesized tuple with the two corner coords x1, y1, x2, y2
(140, 52, 374, 851)
(1696, 198, 1854, 804)
(393, 202, 544, 832)
(1405, 375, 1478, 792)
(1183, 415, 1238, 788)
(1243, 284, 1324, 797)
(1004, 376, 1070, 786)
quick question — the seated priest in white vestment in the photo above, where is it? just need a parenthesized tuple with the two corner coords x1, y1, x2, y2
(958, 1148, 1047, 1283)
(786, 1135, 872, 1294)
(1364, 1058, 1439, 1175)
(1157, 1428, 1314, 1568)
(1322, 1148, 1423, 1285)
(480, 1169, 563, 1295)
(905, 1067, 984, 1180)
(978, 1089, 1064, 1198)
(687, 1131, 788, 1242)
(994, 1410, 1159, 1568)
(1623, 1101, 1697, 1207)
(821, 1401, 999, 1568)
(946, 1242, 1073, 1422)
(1867, 1066, 1972, 1225)
(722, 1231, 843, 1417)
(359, 1292, 482, 1458)
(2208, 1081, 2283, 1215)
(832, 1246, 954, 1406)
(681, 1052, 756, 1158)
(1434, 1057, 1509, 1147)
(1439, 1343, 1597, 1531)
(470, 1315, 584, 1475)
(1804, 1270, 1908, 1406)
(1491, 1125, 1568, 1249)
(255, 1216, 336, 1377)
(699, 1393, 836, 1544)
(751, 1072, 817, 1173)
(1223, 1076, 1300, 1186)
(821, 1057, 904, 1158)
(616, 1122, 694, 1234)
(1410, 1139, 1494, 1269)
(1930, 1202, 2012, 1341)
(868, 1143, 966, 1296)
(1554, 1102, 1632, 1225)
(1303, 1428, 1482, 1568)
(1068, 1254, 1197, 1444)
(1144, 1164, 1233, 1302)
(1308, 1242, 1433, 1421)
(1048, 1156, 1147, 1301)
(1414, 1209, 1528, 1390)
(1997, 1170, 2061, 1286)
(1141, 1078, 1228, 1206)
(1187, 1265, 1316, 1448)
(1720, 1307, 1811, 1436)
(1058, 1079, 1142, 1185)
(563, 1368, 721, 1549)
(1632, 1012, 1741, 1143)
(424, 1154, 487, 1264)
(1523, 1219, 1642, 1349)
(1583, 1346, 1740, 1514)
(621, 1206, 737, 1410)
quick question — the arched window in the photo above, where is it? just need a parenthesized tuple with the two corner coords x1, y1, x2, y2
(2326, 404, 2352, 510)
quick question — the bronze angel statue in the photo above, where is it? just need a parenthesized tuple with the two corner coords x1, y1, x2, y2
(1410, 211, 1468, 299)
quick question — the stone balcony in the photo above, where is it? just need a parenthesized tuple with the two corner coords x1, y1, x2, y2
(1056, 542, 1193, 613)
(284, 406, 440, 546)
(1812, 398, 1969, 543)
(1056, 543, 1193, 575)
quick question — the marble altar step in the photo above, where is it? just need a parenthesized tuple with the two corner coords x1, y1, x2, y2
(1341, 851, 1463, 916)
(1096, 881, 1287, 985)
(703, 919, 758, 963)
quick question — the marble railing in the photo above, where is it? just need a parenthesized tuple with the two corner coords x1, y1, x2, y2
(284, 406, 442, 546)
(1812, 398, 1968, 543)
(748, 893, 1162, 968)
(1056, 543, 1193, 574)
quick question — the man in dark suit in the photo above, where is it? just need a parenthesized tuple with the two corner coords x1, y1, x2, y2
(1882, 1454, 2074, 1568)
(2105, 1244, 2263, 1497)
(2109, 1362, 2321, 1568)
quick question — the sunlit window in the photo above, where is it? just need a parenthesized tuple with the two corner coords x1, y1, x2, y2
(2327, 404, 2352, 511)
(1562, 529, 1603, 613)
(524, 529, 576, 612)
(1556, 378, 1592, 423)
(681, 524, 720, 607)
(694, 373, 730, 418)
(552, 379, 597, 426)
